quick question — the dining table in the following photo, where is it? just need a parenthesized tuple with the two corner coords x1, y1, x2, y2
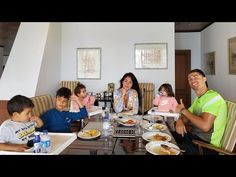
(61, 114, 180, 155)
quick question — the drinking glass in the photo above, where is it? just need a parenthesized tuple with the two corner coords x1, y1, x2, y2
(135, 117, 143, 138)
(89, 149, 97, 155)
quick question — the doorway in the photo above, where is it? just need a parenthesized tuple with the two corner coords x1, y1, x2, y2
(175, 50, 191, 108)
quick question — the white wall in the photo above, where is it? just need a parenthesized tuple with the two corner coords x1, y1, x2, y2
(3, 56, 8, 66)
(0, 23, 50, 100)
(175, 32, 201, 101)
(201, 22, 236, 102)
(0, 47, 3, 77)
(35, 23, 61, 97)
(61, 22, 175, 95)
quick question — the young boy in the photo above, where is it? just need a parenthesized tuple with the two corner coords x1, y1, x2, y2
(0, 95, 43, 152)
(38, 87, 88, 133)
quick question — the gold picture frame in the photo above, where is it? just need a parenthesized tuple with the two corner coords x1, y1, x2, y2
(135, 43, 168, 69)
(76, 48, 101, 79)
(203, 52, 215, 75)
(228, 37, 236, 74)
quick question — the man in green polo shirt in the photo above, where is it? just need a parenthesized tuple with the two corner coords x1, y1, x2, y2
(175, 69, 227, 154)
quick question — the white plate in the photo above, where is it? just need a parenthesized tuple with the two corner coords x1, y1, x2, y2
(145, 141, 180, 155)
(145, 123, 167, 131)
(78, 129, 101, 139)
(117, 117, 138, 126)
(142, 132, 171, 142)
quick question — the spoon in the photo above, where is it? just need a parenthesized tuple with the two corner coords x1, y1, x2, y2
(161, 144, 185, 153)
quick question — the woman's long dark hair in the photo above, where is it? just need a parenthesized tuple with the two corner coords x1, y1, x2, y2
(119, 72, 141, 106)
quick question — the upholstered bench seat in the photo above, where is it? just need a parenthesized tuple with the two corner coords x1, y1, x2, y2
(31, 94, 54, 117)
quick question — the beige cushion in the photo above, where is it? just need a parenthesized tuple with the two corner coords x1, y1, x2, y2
(60, 81, 80, 93)
(139, 83, 155, 114)
(221, 100, 236, 152)
(31, 94, 53, 117)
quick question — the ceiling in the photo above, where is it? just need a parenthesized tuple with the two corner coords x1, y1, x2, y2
(0, 22, 213, 57)
(175, 22, 213, 32)
(0, 22, 20, 56)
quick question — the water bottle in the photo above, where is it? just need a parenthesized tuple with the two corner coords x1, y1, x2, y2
(102, 107, 110, 137)
(33, 131, 41, 153)
(40, 130, 51, 153)
(150, 109, 156, 124)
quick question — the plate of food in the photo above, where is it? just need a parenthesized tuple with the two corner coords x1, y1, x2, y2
(117, 117, 138, 126)
(145, 141, 180, 155)
(145, 123, 167, 131)
(78, 129, 101, 139)
(142, 132, 171, 142)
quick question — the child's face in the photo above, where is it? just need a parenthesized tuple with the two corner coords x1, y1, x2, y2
(14, 107, 33, 123)
(55, 96, 69, 111)
(160, 88, 168, 97)
(77, 88, 87, 98)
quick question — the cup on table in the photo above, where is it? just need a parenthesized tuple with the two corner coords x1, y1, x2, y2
(103, 136, 113, 155)
(135, 118, 143, 137)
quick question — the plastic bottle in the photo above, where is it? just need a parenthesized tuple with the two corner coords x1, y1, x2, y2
(150, 109, 156, 124)
(40, 130, 51, 153)
(102, 107, 110, 136)
(157, 91, 163, 96)
(33, 131, 41, 153)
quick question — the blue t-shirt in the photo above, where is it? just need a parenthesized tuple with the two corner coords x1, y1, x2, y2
(38, 108, 88, 133)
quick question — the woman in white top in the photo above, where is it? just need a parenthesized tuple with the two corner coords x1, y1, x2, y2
(113, 72, 141, 115)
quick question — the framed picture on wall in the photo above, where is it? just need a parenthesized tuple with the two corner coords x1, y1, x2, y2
(228, 37, 236, 74)
(203, 52, 215, 75)
(135, 43, 168, 69)
(76, 48, 101, 79)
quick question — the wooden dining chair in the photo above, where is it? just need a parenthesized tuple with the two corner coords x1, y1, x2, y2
(192, 100, 236, 155)
(138, 83, 155, 115)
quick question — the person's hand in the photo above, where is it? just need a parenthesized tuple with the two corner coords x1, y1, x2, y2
(70, 94, 78, 101)
(175, 99, 185, 113)
(30, 116, 44, 128)
(70, 94, 84, 108)
(13, 144, 29, 152)
(175, 118, 187, 137)
(121, 88, 128, 97)
(30, 116, 40, 122)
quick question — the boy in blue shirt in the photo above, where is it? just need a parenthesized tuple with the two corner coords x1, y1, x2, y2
(38, 87, 88, 133)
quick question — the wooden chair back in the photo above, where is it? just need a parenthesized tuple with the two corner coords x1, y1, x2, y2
(220, 100, 236, 152)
